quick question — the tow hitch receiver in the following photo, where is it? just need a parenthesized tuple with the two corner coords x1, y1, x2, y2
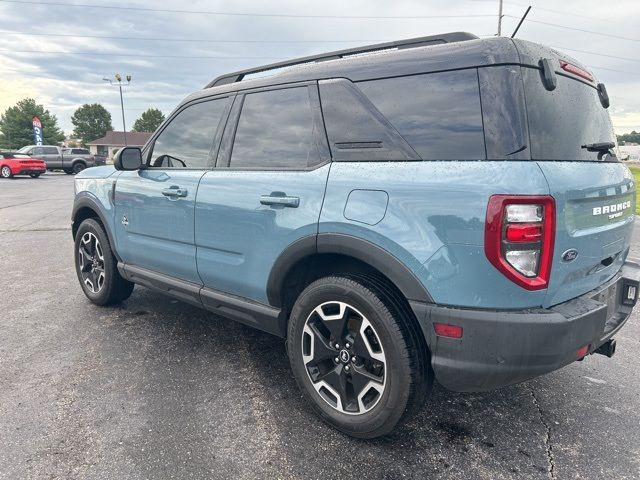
(595, 339, 616, 358)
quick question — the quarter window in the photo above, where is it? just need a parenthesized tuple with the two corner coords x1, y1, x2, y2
(356, 70, 486, 160)
(230, 87, 320, 169)
(150, 98, 229, 169)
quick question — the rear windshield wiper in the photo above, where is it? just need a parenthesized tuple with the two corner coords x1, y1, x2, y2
(581, 142, 615, 152)
(581, 142, 617, 161)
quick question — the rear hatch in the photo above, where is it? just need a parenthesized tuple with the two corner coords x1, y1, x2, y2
(516, 42, 636, 307)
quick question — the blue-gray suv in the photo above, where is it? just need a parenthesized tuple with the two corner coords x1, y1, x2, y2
(72, 32, 640, 438)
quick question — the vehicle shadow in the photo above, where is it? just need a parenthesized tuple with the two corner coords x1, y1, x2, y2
(91, 287, 554, 479)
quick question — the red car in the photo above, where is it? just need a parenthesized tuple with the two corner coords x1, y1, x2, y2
(0, 152, 47, 179)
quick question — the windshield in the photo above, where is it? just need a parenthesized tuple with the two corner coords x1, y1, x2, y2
(523, 68, 616, 161)
(17, 146, 31, 153)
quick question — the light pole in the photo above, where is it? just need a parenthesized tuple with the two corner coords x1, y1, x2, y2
(103, 74, 131, 146)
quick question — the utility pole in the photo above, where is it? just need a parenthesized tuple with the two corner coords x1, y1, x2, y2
(497, 0, 503, 36)
(103, 74, 132, 146)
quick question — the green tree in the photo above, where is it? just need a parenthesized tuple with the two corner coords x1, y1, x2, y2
(617, 131, 640, 145)
(71, 103, 113, 145)
(0, 98, 65, 149)
(133, 108, 165, 132)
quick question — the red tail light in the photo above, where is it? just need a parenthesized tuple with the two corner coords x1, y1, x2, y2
(559, 60, 594, 82)
(485, 195, 555, 290)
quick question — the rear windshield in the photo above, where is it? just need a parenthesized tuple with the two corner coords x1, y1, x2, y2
(523, 68, 616, 161)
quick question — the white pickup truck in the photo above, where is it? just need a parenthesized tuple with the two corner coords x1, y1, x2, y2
(18, 145, 103, 174)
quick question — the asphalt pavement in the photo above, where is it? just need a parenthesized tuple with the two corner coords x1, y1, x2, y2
(1, 173, 639, 479)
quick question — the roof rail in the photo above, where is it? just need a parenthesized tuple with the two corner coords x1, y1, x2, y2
(204, 32, 478, 89)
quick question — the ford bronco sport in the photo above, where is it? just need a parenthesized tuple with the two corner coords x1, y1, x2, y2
(71, 32, 639, 438)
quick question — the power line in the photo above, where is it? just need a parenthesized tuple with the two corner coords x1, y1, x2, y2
(504, 15, 640, 43)
(0, 49, 285, 59)
(2, 42, 637, 68)
(0, 0, 495, 19)
(588, 65, 637, 75)
(551, 46, 640, 64)
(504, 1, 607, 22)
(0, 30, 389, 44)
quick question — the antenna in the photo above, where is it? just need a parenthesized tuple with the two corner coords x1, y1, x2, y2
(511, 6, 532, 38)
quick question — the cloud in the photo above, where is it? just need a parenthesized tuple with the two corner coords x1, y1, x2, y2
(0, 0, 638, 134)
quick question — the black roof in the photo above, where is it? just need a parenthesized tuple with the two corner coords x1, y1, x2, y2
(185, 34, 523, 104)
(181, 35, 593, 108)
(206, 32, 479, 88)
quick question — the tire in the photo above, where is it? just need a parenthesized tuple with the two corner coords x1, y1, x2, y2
(287, 275, 432, 438)
(64, 169, 74, 175)
(72, 162, 86, 174)
(74, 218, 134, 305)
(1, 165, 13, 178)
(29, 172, 41, 178)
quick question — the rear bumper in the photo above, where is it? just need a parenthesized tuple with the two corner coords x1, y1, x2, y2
(17, 168, 46, 175)
(411, 260, 640, 392)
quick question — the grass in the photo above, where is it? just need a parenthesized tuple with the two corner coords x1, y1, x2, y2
(629, 166, 640, 214)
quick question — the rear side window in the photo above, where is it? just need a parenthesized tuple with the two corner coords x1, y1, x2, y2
(356, 70, 486, 160)
(523, 68, 616, 161)
(150, 97, 230, 169)
(230, 87, 320, 169)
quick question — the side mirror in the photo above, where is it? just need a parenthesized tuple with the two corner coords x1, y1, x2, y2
(114, 147, 143, 170)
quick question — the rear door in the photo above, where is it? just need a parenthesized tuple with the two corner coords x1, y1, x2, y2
(195, 83, 331, 305)
(114, 96, 232, 285)
(43, 146, 62, 168)
(520, 61, 635, 307)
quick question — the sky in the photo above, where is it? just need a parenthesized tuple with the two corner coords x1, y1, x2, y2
(0, 0, 639, 137)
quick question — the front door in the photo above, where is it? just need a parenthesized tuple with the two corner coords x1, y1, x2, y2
(195, 84, 331, 304)
(114, 95, 233, 285)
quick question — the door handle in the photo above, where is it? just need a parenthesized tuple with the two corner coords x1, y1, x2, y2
(260, 194, 300, 208)
(162, 186, 188, 198)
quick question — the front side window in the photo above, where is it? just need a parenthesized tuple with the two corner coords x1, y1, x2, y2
(43, 147, 59, 154)
(230, 87, 320, 169)
(31, 147, 44, 155)
(149, 97, 229, 169)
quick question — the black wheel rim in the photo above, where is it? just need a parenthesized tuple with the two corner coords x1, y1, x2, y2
(302, 301, 386, 415)
(74, 164, 85, 173)
(78, 232, 105, 293)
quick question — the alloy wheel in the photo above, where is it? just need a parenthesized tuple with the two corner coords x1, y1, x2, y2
(302, 301, 386, 415)
(78, 232, 105, 293)
(1, 166, 11, 178)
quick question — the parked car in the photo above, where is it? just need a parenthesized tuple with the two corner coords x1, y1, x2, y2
(71, 33, 639, 438)
(18, 145, 97, 174)
(93, 154, 107, 166)
(0, 151, 47, 178)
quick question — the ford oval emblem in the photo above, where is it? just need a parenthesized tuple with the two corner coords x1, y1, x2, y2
(562, 249, 579, 262)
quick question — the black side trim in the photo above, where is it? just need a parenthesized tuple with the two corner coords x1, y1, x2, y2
(201, 287, 284, 337)
(317, 234, 433, 303)
(267, 235, 318, 306)
(121, 263, 203, 308)
(118, 263, 286, 337)
(266, 233, 433, 307)
(72, 195, 121, 262)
